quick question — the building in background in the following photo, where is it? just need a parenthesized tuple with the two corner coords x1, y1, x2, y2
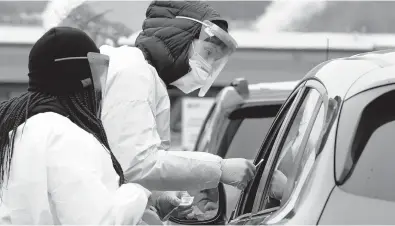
(0, 26, 44, 101)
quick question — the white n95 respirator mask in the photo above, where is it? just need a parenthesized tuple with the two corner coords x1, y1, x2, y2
(171, 41, 212, 94)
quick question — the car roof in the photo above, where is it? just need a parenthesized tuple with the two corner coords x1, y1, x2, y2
(242, 81, 299, 106)
(305, 49, 395, 100)
(213, 80, 297, 120)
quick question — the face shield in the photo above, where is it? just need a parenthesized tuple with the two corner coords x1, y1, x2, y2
(54, 52, 109, 117)
(176, 16, 238, 97)
(87, 52, 110, 117)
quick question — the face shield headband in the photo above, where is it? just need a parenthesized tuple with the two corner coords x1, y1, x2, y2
(54, 52, 109, 117)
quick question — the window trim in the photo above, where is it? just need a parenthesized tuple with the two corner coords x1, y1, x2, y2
(251, 87, 310, 213)
(265, 100, 324, 224)
(232, 83, 306, 219)
(252, 79, 328, 216)
(335, 83, 395, 184)
(251, 87, 320, 214)
(278, 100, 324, 204)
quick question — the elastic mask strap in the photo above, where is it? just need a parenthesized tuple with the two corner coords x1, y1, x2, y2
(176, 16, 209, 27)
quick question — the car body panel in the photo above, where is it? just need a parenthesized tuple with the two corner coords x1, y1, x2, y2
(345, 65, 395, 99)
(319, 185, 395, 225)
(306, 59, 379, 100)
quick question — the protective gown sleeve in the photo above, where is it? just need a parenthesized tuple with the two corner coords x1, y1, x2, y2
(102, 66, 223, 192)
(47, 128, 151, 225)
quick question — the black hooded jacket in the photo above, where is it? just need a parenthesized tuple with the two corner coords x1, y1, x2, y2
(135, 1, 228, 86)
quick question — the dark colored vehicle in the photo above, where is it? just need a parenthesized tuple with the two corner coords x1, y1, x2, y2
(170, 49, 395, 225)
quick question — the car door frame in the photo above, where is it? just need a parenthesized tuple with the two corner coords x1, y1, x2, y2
(168, 92, 295, 225)
(231, 79, 329, 225)
(227, 80, 307, 222)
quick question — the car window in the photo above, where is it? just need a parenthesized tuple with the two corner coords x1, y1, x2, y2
(252, 88, 322, 212)
(220, 104, 282, 159)
(233, 93, 300, 218)
(336, 85, 395, 202)
(189, 104, 281, 221)
(225, 117, 275, 159)
(223, 115, 277, 219)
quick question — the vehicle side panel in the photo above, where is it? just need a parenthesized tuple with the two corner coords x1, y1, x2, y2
(318, 185, 395, 225)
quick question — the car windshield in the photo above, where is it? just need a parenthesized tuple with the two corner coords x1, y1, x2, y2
(336, 84, 395, 202)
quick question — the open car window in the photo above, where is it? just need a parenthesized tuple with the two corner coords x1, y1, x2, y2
(251, 88, 322, 212)
(180, 103, 283, 222)
(231, 89, 303, 219)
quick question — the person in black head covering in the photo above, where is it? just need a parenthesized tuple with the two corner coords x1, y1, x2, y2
(0, 26, 151, 225)
(99, 1, 256, 221)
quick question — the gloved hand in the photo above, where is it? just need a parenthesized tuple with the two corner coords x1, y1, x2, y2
(152, 191, 194, 221)
(204, 201, 219, 212)
(220, 158, 256, 190)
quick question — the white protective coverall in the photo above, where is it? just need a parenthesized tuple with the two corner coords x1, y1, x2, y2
(0, 112, 150, 225)
(100, 45, 223, 191)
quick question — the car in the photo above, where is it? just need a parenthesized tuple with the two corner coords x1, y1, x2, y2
(193, 78, 297, 218)
(166, 78, 297, 224)
(169, 49, 395, 225)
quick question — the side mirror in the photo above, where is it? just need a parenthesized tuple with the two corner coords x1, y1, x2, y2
(231, 78, 249, 98)
(169, 184, 227, 225)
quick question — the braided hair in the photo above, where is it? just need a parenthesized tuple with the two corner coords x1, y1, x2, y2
(0, 92, 54, 187)
(58, 87, 125, 186)
(0, 88, 125, 187)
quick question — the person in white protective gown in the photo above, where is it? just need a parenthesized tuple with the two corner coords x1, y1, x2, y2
(0, 27, 150, 225)
(99, 1, 256, 220)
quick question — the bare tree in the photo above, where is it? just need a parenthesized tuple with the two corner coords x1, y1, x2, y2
(59, 3, 133, 46)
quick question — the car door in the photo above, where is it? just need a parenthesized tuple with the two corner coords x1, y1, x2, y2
(230, 79, 329, 225)
(218, 102, 285, 219)
(226, 82, 306, 224)
(168, 90, 295, 225)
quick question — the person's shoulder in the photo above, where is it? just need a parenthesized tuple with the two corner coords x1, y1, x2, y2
(100, 45, 147, 67)
(30, 112, 93, 141)
(102, 46, 158, 101)
(27, 112, 69, 128)
(101, 45, 154, 80)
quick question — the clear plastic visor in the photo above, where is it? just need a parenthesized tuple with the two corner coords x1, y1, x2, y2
(177, 16, 238, 97)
